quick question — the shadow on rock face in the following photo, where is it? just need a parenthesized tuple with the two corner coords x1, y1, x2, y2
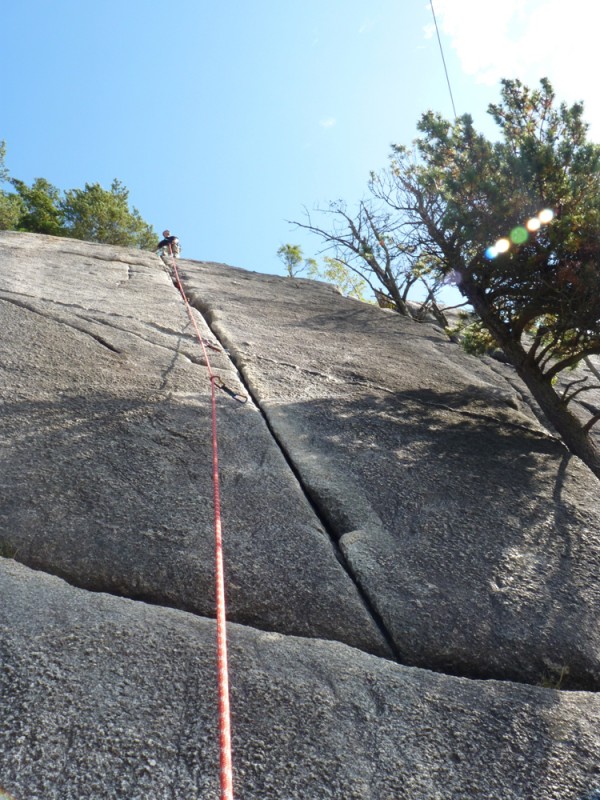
(0, 388, 389, 659)
(262, 386, 600, 689)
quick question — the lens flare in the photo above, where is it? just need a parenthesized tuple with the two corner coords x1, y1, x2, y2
(510, 226, 528, 244)
(484, 207, 554, 262)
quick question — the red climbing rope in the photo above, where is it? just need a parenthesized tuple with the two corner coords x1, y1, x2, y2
(167, 246, 234, 800)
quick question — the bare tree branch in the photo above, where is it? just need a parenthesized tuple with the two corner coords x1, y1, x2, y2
(583, 412, 600, 434)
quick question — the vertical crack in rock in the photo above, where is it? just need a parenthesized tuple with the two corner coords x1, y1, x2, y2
(179, 282, 402, 662)
(175, 263, 600, 691)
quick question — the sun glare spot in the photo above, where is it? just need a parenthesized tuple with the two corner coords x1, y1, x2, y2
(486, 208, 554, 260)
(510, 226, 528, 244)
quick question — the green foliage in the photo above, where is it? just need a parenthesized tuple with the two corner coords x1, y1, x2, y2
(0, 192, 24, 231)
(277, 244, 368, 300)
(447, 315, 497, 355)
(0, 140, 9, 185)
(393, 77, 600, 365)
(11, 177, 64, 236)
(307, 256, 368, 301)
(539, 665, 570, 690)
(0, 541, 17, 559)
(294, 79, 600, 474)
(293, 200, 424, 317)
(0, 140, 24, 230)
(385, 78, 600, 474)
(0, 140, 156, 248)
(61, 180, 156, 248)
(297, 79, 600, 366)
(277, 243, 305, 277)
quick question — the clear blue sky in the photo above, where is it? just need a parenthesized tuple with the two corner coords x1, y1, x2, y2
(2, 1, 595, 302)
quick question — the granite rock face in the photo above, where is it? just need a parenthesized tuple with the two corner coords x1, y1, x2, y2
(1, 558, 600, 800)
(181, 259, 600, 690)
(0, 232, 386, 656)
(1, 232, 599, 798)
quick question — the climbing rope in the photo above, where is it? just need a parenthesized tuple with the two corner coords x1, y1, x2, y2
(167, 245, 235, 800)
(430, 0, 457, 118)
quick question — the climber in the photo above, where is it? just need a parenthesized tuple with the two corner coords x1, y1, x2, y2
(156, 230, 181, 258)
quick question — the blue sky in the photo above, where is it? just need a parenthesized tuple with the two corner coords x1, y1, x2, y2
(2, 1, 596, 302)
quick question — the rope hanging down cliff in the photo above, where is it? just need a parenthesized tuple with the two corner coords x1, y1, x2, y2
(165, 242, 237, 800)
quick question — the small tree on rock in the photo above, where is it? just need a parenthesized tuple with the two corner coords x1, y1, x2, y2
(277, 243, 309, 277)
(292, 200, 431, 317)
(277, 243, 368, 300)
(294, 78, 600, 479)
(382, 78, 600, 478)
(306, 255, 368, 301)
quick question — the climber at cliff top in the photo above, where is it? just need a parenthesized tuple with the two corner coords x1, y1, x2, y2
(156, 229, 181, 257)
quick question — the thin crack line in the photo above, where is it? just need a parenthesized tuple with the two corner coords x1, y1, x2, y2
(0, 294, 121, 354)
